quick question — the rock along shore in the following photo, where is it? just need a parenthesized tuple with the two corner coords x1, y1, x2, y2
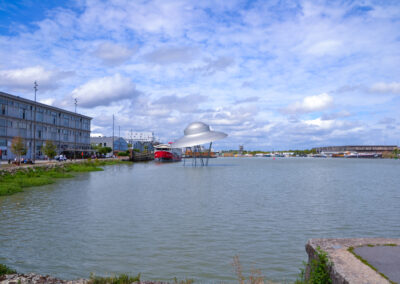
(0, 273, 169, 284)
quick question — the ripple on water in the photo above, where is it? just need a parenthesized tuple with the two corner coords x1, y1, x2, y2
(0, 158, 400, 282)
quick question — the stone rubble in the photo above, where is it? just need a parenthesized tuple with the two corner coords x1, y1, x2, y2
(0, 274, 170, 284)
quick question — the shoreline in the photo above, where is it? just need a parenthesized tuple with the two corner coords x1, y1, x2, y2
(0, 158, 128, 197)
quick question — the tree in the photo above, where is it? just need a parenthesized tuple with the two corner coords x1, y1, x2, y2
(42, 140, 57, 160)
(98, 146, 112, 155)
(11, 136, 27, 165)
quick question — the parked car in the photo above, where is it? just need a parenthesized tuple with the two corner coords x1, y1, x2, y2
(55, 155, 67, 161)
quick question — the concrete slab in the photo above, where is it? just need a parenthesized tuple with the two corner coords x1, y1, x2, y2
(306, 238, 400, 284)
(353, 246, 400, 283)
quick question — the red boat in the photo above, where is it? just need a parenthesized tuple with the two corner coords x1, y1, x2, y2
(154, 144, 182, 162)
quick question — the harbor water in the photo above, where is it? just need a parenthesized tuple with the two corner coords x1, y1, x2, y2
(0, 158, 399, 282)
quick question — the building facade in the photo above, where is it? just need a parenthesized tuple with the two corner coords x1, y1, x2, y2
(0, 91, 91, 160)
(90, 136, 128, 152)
(313, 145, 397, 154)
(128, 132, 154, 142)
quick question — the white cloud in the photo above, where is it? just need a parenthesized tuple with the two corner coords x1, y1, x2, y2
(143, 46, 199, 65)
(369, 82, 400, 94)
(306, 40, 343, 56)
(39, 98, 55, 106)
(1, 1, 400, 149)
(0, 66, 72, 92)
(304, 118, 339, 130)
(94, 42, 136, 66)
(192, 56, 234, 75)
(284, 93, 333, 114)
(68, 74, 138, 108)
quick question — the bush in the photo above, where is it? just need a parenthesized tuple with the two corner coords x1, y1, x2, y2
(0, 264, 17, 276)
(296, 246, 332, 284)
(89, 273, 140, 284)
(117, 151, 129, 156)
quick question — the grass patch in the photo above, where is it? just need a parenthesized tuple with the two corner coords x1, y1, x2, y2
(88, 273, 140, 284)
(348, 246, 395, 284)
(0, 264, 17, 276)
(0, 160, 124, 196)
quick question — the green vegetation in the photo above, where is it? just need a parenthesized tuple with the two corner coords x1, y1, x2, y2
(295, 247, 332, 284)
(0, 160, 124, 196)
(91, 145, 113, 156)
(348, 246, 396, 284)
(117, 151, 130, 156)
(0, 264, 17, 276)
(42, 140, 57, 159)
(10, 136, 27, 165)
(232, 255, 267, 284)
(88, 273, 140, 284)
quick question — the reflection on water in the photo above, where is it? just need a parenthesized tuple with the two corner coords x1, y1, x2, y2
(1, 158, 400, 282)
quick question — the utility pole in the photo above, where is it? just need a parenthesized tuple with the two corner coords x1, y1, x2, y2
(74, 98, 77, 160)
(33, 81, 38, 162)
(112, 114, 115, 154)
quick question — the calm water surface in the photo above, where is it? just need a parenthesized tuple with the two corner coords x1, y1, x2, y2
(1, 158, 400, 282)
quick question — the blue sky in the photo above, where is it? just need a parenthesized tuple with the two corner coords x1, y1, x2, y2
(0, 0, 399, 150)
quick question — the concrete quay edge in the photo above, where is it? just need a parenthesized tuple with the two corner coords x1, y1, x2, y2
(306, 238, 400, 284)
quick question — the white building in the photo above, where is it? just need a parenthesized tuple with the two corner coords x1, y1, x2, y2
(127, 132, 154, 143)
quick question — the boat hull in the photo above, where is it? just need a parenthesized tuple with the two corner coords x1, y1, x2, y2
(154, 150, 182, 162)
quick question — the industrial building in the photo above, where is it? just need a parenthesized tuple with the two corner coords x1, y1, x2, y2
(313, 145, 397, 154)
(90, 136, 128, 152)
(0, 91, 91, 160)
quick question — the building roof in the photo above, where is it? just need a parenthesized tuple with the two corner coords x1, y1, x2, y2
(0, 91, 92, 120)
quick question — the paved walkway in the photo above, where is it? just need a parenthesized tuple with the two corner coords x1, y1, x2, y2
(354, 245, 400, 283)
(306, 238, 400, 284)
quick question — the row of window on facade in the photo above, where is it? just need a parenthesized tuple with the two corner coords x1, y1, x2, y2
(0, 99, 89, 130)
(0, 118, 89, 140)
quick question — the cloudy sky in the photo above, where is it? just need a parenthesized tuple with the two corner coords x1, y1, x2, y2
(0, 0, 399, 150)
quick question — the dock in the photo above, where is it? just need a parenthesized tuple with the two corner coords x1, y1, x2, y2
(305, 238, 400, 283)
(129, 151, 154, 162)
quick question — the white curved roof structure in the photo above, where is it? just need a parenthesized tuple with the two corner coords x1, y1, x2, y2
(172, 122, 227, 148)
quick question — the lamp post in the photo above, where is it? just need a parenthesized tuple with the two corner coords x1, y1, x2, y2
(112, 114, 115, 154)
(33, 81, 38, 162)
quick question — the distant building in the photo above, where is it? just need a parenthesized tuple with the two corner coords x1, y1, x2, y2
(91, 136, 128, 152)
(0, 91, 91, 160)
(127, 132, 154, 142)
(239, 145, 244, 155)
(314, 145, 397, 154)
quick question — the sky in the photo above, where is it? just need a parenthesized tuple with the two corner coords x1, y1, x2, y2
(0, 0, 399, 150)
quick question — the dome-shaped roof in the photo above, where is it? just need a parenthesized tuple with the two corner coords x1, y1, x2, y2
(172, 121, 227, 148)
(184, 122, 210, 136)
